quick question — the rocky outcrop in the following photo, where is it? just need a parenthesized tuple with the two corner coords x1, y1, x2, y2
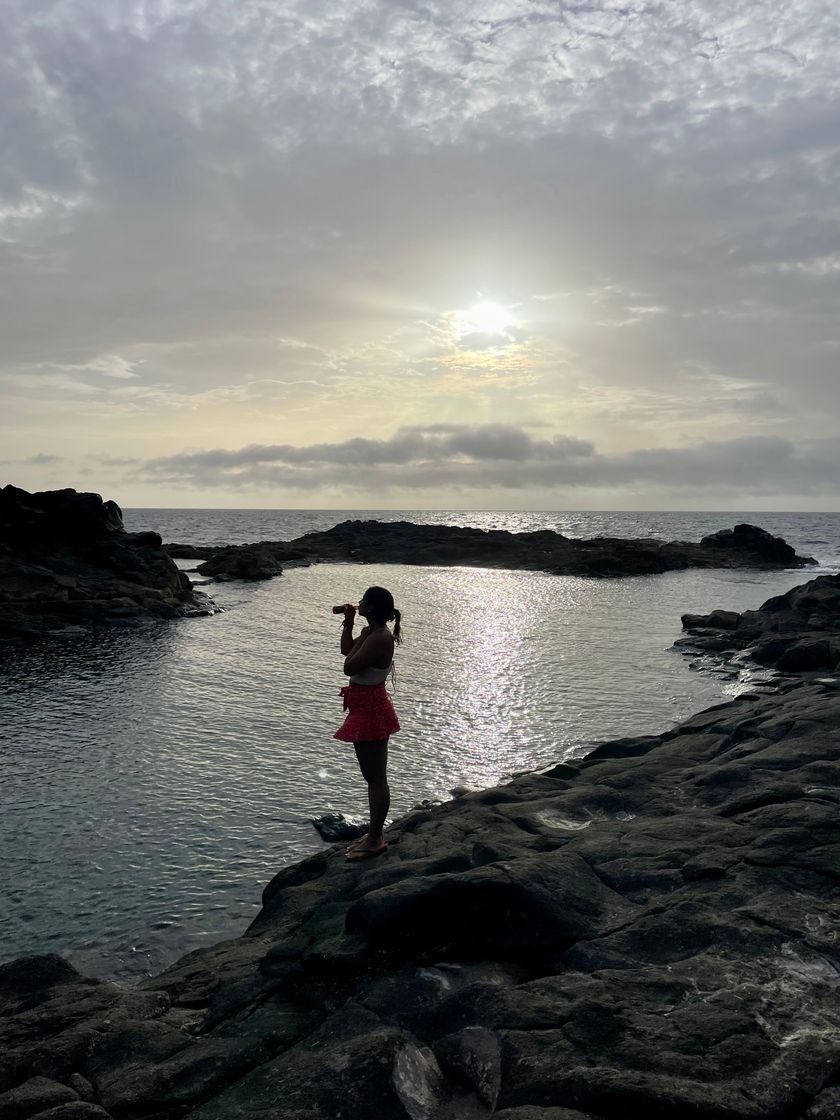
(164, 543, 309, 581)
(0, 486, 217, 639)
(3, 669, 840, 1118)
(161, 545, 219, 560)
(198, 544, 307, 581)
(165, 520, 815, 581)
(679, 573, 840, 673)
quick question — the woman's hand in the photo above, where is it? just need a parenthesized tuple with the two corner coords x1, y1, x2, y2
(339, 605, 357, 655)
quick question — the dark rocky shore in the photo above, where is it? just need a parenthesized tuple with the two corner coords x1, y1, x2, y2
(3, 569, 840, 1120)
(166, 519, 817, 581)
(0, 487, 217, 639)
(679, 573, 840, 675)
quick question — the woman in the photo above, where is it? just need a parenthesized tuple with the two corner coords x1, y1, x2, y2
(334, 586, 401, 861)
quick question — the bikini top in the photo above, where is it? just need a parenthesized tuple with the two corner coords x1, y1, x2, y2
(349, 662, 393, 686)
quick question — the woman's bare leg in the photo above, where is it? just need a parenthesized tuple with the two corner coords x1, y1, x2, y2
(350, 738, 390, 850)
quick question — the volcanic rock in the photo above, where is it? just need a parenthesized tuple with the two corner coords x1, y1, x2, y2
(195, 544, 287, 581)
(165, 519, 816, 583)
(678, 572, 840, 672)
(0, 486, 217, 639)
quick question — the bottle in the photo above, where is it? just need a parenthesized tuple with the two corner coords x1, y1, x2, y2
(332, 603, 358, 614)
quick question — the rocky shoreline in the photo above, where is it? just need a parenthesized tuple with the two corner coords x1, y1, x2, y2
(1, 488, 817, 640)
(678, 573, 840, 675)
(0, 487, 217, 639)
(2, 571, 840, 1119)
(165, 519, 817, 581)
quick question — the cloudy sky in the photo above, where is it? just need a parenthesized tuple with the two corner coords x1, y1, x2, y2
(2, 0, 839, 509)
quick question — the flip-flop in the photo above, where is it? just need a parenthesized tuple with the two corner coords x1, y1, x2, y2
(345, 841, 388, 862)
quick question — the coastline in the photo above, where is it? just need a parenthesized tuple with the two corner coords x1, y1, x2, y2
(3, 580, 840, 1118)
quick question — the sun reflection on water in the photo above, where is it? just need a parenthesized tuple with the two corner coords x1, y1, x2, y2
(404, 566, 598, 793)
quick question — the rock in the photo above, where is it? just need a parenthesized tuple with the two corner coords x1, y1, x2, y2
(809, 1086, 840, 1120)
(163, 542, 311, 576)
(89, 1033, 263, 1117)
(287, 519, 815, 579)
(391, 1042, 446, 1120)
(494, 1110, 598, 1120)
(698, 522, 805, 565)
(345, 850, 635, 959)
(165, 519, 815, 584)
(678, 573, 840, 677)
(66, 1075, 94, 1103)
(0, 486, 123, 542)
(26, 1106, 112, 1120)
(749, 637, 797, 666)
(181, 1004, 409, 1119)
(0, 1076, 79, 1120)
(0, 955, 82, 1013)
(0, 487, 218, 638)
(195, 545, 285, 581)
(776, 638, 835, 672)
(435, 1026, 501, 1109)
(162, 544, 218, 560)
(682, 608, 740, 630)
(310, 812, 367, 842)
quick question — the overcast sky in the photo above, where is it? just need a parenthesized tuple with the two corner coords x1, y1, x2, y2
(2, 0, 839, 509)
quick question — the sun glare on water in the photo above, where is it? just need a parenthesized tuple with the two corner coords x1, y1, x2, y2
(453, 300, 516, 338)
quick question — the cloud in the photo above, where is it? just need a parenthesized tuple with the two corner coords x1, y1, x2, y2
(129, 424, 840, 496)
(0, 453, 63, 466)
(2, 1, 840, 506)
(141, 425, 596, 474)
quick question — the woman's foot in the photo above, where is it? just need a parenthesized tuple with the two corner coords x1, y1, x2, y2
(345, 835, 388, 861)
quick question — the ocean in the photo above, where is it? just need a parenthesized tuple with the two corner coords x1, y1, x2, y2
(1, 509, 838, 981)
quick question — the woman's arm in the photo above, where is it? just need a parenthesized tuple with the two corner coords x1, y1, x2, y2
(344, 630, 393, 676)
(340, 622, 369, 657)
(339, 603, 367, 655)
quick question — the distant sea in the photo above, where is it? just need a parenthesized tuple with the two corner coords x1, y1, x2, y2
(1, 510, 838, 982)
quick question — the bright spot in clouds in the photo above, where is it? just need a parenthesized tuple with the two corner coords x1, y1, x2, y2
(453, 301, 518, 339)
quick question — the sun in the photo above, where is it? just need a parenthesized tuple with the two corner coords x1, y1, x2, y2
(453, 300, 516, 338)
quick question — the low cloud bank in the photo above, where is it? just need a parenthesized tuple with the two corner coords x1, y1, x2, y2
(129, 425, 840, 495)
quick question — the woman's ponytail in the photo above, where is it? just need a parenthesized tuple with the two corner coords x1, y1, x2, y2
(392, 607, 402, 644)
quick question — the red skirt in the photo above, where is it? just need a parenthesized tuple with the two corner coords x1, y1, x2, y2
(334, 682, 400, 743)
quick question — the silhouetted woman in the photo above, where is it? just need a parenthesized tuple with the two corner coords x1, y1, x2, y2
(334, 586, 401, 861)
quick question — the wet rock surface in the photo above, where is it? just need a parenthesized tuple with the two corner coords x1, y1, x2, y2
(3, 652, 840, 1117)
(0, 486, 217, 639)
(678, 573, 840, 674)
(164, 519, 815, 581)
